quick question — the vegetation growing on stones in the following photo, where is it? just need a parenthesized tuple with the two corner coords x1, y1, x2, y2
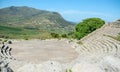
(51, 33, 60, 38)
(107, 33, 120, 41)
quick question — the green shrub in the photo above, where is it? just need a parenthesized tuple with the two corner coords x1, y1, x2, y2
(77, 41, 83, 45)
(0, 39, 2, 41)
(25, 38, 29, 40)
(74, 18, 105, 39)
(61, 34, 67, 38)
(4, 39, 8, 42)
(66, 69, 72, 72)
(51, 33, 60, 38)
(107, 33, 120, 41)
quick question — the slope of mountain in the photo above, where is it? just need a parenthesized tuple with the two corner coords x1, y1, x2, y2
(0, 6, 74, 39)
(0, 6, 74, 28)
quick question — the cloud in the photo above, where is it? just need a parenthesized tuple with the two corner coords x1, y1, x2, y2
(59, 10, 110, 16)
(57, 10, 113, 22)
(46, 9, 113, 22)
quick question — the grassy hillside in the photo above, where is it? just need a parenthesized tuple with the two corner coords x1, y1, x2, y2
(0, 25, 73, 39)
(0, 6, 74, 28)
(0, 6, 75, 39)
(0, 25, 39, 39)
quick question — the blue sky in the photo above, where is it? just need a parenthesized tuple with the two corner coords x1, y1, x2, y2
(0, 0, 120, 22)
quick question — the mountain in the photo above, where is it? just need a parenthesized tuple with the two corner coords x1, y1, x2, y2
(0, 6, 74, 30)
(0, 6, 75, 39)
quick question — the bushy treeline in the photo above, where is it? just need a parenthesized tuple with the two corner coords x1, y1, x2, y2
(74, 18, 105, 39)
(50, 18, 105, 39)
(50, 33, 68, 38)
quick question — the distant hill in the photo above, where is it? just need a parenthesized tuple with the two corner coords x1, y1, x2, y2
(0, 6, 75, 39)
(0, 6, 74, 27)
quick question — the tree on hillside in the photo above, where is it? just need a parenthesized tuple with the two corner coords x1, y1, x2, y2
(74, 18, 105, 39)
(51, 33, 60, 38)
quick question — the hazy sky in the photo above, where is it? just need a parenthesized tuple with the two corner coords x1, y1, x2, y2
(0, 0, 120, 22)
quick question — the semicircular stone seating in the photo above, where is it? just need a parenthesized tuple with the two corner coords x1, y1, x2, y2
(0, 44, 15, 72)
(71, 23, 120, 72)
